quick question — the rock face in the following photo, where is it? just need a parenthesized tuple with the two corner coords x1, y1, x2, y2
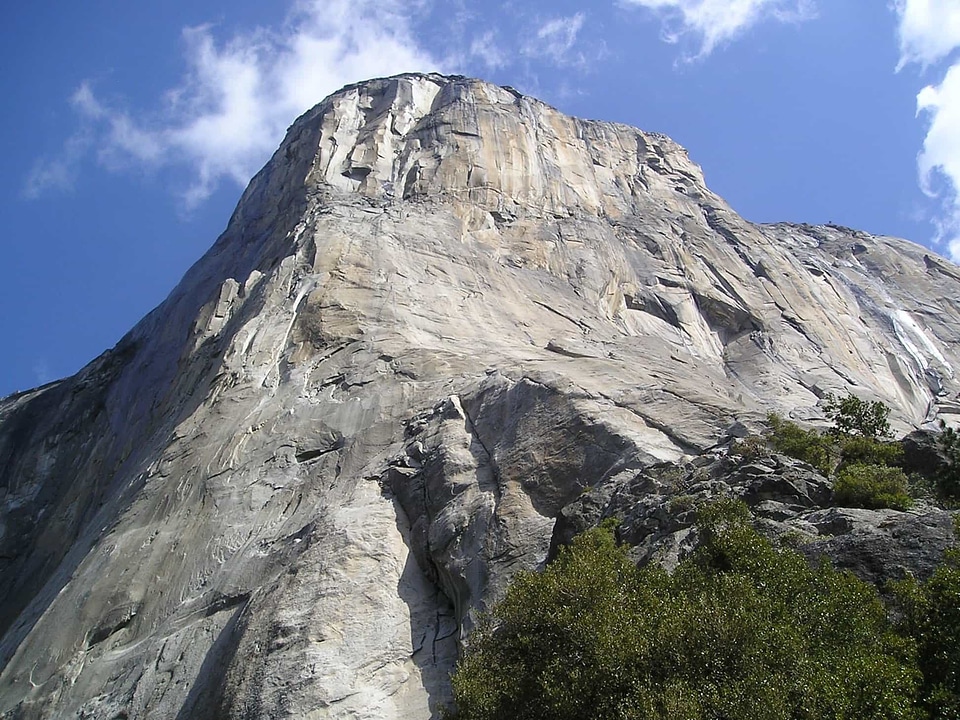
(1, 73, 959, 719)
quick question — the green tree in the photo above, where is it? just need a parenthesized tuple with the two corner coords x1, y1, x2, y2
(893, 546, 960, 719)
(824, 393, 892, 440)
(936, 420, 960, 502)
(449, 502, 921, 720)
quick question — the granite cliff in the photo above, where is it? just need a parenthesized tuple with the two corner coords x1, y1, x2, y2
(1, 73, 959, 719)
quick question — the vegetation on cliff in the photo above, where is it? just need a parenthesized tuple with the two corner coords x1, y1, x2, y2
(449, 397, 960, 719)
(766, 393, 917, 509)
(449, 501, 960, 720)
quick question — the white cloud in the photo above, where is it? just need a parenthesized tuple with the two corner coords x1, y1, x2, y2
(522, 13, 588, 66)
(894, 0, 960, 69)
(621, 0, 815, 57)
(893, 1, 960, 261)
(27, 0, 442, 208)
(917, 62, 960, 260)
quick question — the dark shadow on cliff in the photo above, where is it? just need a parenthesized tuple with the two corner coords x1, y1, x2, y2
(0, 341, 142, 670)
(460, 377, 640, 518)
(0, 103, 333, 675)
(174, 598, 249, 720)
(389, 495, 458, 718)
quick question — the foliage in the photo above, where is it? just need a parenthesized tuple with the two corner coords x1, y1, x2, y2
(765, 413, 835, 476)
(729, 434, 768, 461)
(892, 548, 960, 719)
(449, 502, 922, 720)
(668, 494, 697, 514)
(764, 400, 906, 494)
(937, 420, 960, 502)
(777, 528, 811, 549)
(833, 463, 913, 511)
(838, 435, 903, 469)
(824, 393, 893, 440)
(449, 518, 647, 720)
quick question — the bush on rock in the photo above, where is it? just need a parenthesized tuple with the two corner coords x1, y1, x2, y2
(449, 501, 922, 720)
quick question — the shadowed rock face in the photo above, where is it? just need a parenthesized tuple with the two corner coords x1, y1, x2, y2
(1, 73, 959, 719)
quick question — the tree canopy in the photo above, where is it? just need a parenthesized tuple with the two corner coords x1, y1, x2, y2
(449, 501, 933, 720)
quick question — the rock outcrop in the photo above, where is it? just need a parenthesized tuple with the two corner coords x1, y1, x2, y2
(551, 446, 956, 588)
(1, 73, 959, 719)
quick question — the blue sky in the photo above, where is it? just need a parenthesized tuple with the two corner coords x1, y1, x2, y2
(2, 0, 959, 397)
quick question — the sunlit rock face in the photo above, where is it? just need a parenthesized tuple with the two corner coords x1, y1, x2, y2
(1, 73, 958, 720)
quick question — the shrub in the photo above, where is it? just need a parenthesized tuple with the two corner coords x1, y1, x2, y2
(839, 435, 904, 468)
(833, 463, 913, 511)
(766, 413, 835, 476)
(449, 501, 922, 720)
(777, 528, 810, 549)
(729, 434, 767, 461)
(824, 393, 892, 439)
(936, 420, 960, 502)
(765, 398, 901, 477)
(892, 548, 960, 718)
(668, 494, 697, 514)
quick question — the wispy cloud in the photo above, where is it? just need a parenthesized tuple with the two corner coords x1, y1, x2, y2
(895, 0, 960, 261)
(25, 0, 442, 208)
(23, 129, 92, 199)
(32, 358, 53, 387)
(621, 0, 815, 58)
(469, 31, 509, 71)
(522, 13, 588, 67)
(22, 85, 106, 199)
